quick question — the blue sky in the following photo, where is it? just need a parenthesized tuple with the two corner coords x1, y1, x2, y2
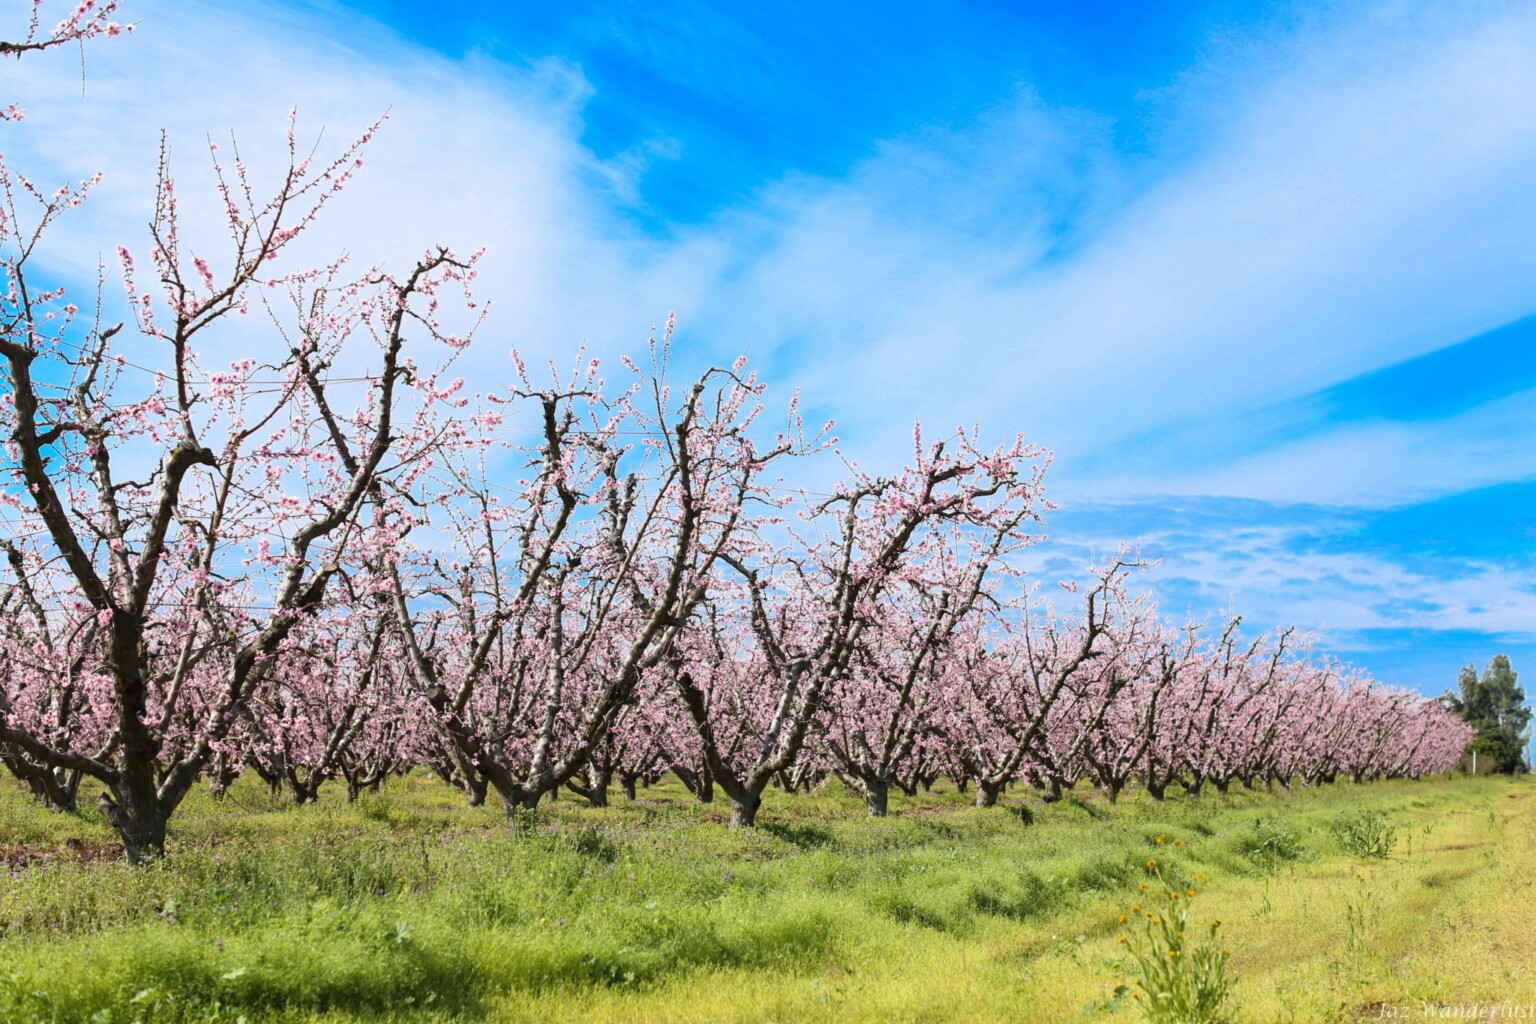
(5, 0, 1536, 695)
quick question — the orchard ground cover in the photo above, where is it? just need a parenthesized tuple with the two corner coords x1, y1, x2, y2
(0, 773, 1530, 1024)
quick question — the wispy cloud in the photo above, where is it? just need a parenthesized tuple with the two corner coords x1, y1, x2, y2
(1029, 492, 1536, 692)
(673, 0, 1536, 483)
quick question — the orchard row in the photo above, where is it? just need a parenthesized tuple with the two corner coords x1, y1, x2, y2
(0, 5, 1468, 859)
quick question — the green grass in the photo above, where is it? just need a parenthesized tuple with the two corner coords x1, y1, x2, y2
(0, 772, 1529, 1022)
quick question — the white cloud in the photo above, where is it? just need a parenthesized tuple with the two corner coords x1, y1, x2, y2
(679, 0, 1536, 490)
(1108, 385, 1536, 507)
(0, 0, 704, 384)
(1029, 501, 1536, 647)
(3, 0, 1534, 506)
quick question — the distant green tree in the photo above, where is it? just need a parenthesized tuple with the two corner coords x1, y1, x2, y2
(1445, 655, 1531, 774)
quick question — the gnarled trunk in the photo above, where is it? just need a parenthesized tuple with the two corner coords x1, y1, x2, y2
(673, 763, 716, 804)
(974, 779, 1002, 808)
(97, 785, 165, 863)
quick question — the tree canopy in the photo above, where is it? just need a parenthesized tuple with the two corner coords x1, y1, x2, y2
(1446, 655, 1531, 774)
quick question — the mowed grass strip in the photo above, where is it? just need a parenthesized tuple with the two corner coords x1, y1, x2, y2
(0, 774, 1528, 1023)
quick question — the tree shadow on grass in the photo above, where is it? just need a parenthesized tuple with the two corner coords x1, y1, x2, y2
(756, 821, 836, 850)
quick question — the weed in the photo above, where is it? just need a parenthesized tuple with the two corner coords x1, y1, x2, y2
(1330, 871, 1386, 982)
(1116, 860, 1232, 1024)
(1331, 810, 1398, 858)
(1234, 816, 1307, 869)
(1255, 877, 1273, 917)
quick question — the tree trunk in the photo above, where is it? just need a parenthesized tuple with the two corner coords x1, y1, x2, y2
(619, 772, 639, 801)
(284, 771, 320, 805)
(585, 764, 611, 809)
(465, 773, 488, 807)
(5, 760, 79, 812)
(693, 762, 716, 803)
(97, 788, 165, 863)
(208, 754, 239, 800)
(52, 768, 81, 812)
(863, 777, 889, 817)
(248, 762, 282, 796)
(974, 780, 1002, 808)
(17, 774, 47, 801)
(474, 758, 544, 816)
(673, 763, 716, 803)
(729, 789, 761, 827)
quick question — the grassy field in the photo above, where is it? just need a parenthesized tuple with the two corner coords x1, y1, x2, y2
(0, 772, 1530, 1024)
